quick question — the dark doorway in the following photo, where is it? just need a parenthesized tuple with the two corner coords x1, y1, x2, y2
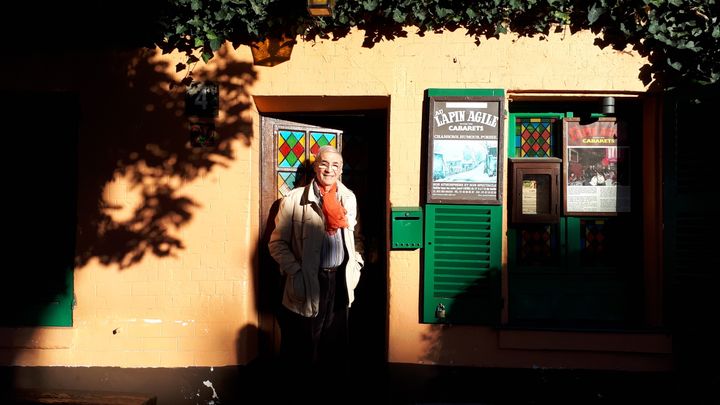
(258, 107, 389, 370)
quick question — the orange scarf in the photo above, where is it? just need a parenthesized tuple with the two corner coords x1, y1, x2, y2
(319, 183, 348, 234)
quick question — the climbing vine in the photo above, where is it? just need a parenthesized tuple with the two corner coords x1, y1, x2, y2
(158, 0, 719, 89)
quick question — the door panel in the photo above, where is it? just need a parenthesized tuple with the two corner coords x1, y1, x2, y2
(260, 118, 343, 227)
(258, 117, 343, 355)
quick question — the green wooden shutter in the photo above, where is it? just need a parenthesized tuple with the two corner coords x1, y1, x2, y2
(422, 88, 504, 324)
(664, 90, 718, 370)
(1, 91, 76, 327)
(422, 204, 502, 324)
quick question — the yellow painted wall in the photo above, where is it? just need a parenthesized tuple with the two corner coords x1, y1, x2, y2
(1, 27, 670, 370)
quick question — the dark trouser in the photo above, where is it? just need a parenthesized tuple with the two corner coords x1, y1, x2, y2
(278, 269, 349, 372)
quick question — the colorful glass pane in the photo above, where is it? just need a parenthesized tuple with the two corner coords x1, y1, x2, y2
(309, 132, 337, 156)
(278, 172, 297, 198)
(277, 130, 306, 168)
(580, 219, 615, 266)
(515, 117, 556, 158)
(517, 224, 558, 266)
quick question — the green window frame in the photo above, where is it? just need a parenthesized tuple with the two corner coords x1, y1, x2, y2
(423, 204, 503, 324)
(507, 108, 643, 329)
(1, 91, 76, 327)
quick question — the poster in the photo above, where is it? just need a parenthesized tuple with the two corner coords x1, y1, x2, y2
(563, 117, 630, 215)
(427, 96, 504, 204)
(522, 175, 550, 215)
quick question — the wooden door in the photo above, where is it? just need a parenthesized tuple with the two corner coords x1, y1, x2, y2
(257, 117, 343, 355)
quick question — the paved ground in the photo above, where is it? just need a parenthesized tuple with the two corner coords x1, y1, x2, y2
(3, 361, 718, 404)
(251, 360, 720, 404)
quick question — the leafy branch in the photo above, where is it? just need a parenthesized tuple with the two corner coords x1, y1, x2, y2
(158, 0, 719, 89)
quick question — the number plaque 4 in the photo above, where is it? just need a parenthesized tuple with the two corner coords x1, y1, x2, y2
(185, 81, 219, 118)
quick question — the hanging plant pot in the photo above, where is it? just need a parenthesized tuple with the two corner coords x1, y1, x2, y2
(250, 34, 296, 67)
(307, 0, 334, 16)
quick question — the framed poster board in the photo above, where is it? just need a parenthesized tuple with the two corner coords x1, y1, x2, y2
(426, 96, 504, 204)
(563, 117, 631, 215)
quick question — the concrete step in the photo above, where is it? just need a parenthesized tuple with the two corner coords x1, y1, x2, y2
(12, 389, 156, 405)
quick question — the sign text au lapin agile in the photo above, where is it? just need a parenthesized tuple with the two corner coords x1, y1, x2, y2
(434, 109, 499, 132)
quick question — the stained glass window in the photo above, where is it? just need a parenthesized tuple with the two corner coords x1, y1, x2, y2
(277, 128, 338, 198)
(517, 224, 559, 266)
(515, 117, 556, 157)
(309, 131, 337, 156)
(277, 130, 306, 168)
(580, 219, 616, 267)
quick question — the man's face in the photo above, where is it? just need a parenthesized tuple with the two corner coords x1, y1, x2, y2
(314, 151, 343, 188)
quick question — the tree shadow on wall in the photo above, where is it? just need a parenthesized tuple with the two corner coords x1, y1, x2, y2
(254, 161, 315, 357)
(74, 46, 257, 269)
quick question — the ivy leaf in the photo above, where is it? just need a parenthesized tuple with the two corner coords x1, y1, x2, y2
(648, 21, 659, 34)
(249, 0, 263, 15)
(194, 37, 205, 47)
(588, 4, 605, 24)
(668, 58, 682, 71)
(363, 0, 378, 11)
(553, 11, 570, 24)
(436, 6, 451, 19)
(392, 9, 406, 23)
(202, 51, 214, 63)
(508, 0, 523, 9)
(210, 38, 223, 51)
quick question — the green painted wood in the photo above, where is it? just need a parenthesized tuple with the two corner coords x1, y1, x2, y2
(427, 88, 504, 97)
(508, 112, 565, 158)
(423, 204, 502, 324)
(663, 90, 718, 370)
(506, 111, 638, 327)
(1, 91, 76, 327)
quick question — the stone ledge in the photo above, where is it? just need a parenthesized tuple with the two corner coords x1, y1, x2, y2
(12, 389, 156, 405)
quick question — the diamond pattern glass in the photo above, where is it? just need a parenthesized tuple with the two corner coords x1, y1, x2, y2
(309, 132, 337, 156)
(516, 117, 556, 158)
(277, 172, 297, 198)
(580, 219, 616, 267)
(518, 224, 558, 266)
(278, 130, 306, 168)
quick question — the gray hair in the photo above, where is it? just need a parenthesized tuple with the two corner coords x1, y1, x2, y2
(314, 145, 343, 165)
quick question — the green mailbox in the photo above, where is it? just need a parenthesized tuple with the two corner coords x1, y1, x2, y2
(391, 207, 423, 249)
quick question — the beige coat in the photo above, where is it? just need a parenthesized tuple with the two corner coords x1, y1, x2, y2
(268, 181, 364, 317)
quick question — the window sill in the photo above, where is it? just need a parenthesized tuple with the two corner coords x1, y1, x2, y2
(498, 326, 672, 354)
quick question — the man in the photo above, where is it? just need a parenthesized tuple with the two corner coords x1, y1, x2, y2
(268, 145, 364, 372)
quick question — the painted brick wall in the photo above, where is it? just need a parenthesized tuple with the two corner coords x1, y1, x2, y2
(1, 27, 664, 370)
